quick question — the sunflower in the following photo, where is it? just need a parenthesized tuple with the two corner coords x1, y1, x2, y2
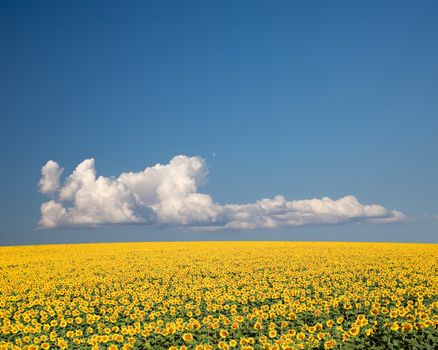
(296, 332, 305, 341)
(268, 330, 277, 338)
(182, 333, 194, 342)
(219, 329, 229, 339)
(349, 327, 360, 337)
(325, 320, 334, 328)
(401, 322, 413, 332)
(323, 340, 336, 349)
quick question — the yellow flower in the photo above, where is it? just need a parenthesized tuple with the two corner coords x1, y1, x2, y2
(268, 330, 277, 338)
(342, 333, 349, 342)
(344, 303, 352, 310)
(401, 322, 413, 332)
(324, 340, 336, 349)
(296, 332, 305, 341)
(57, 339, 68, 350)
(406, 314, 415, 322)
(325, 320, 334, 328)
(220, 329, 229, 338)
(182, 333, 193, 342)
(218, 341, 228, 350)
(288, 329, 296, 337)
(365, 328, 374, 336)
(349, 327, 360, 337)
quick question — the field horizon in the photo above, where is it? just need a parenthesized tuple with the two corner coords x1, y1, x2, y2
(1, 240, 437, 249)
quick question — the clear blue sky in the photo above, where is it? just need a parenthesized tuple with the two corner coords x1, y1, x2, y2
(1, 0, 437, 245)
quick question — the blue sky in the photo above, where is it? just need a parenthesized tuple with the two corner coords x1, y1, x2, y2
(1, 0, 437, 245)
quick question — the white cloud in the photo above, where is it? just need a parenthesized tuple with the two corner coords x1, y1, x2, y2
(38, 155, 408, 229)
(39, 160, 63, 195)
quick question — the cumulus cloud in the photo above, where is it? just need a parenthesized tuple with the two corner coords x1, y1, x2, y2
(39, 160, 63, 195)
(38, 155, 407, 229)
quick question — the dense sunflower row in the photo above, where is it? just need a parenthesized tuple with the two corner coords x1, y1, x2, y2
(0, 242, 437, 349)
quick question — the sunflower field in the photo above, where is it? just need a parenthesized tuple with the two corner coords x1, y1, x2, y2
(0, 242, 437, 350)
